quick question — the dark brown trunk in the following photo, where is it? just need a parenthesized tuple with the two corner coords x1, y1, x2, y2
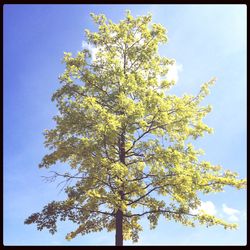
(115, 43, 127, 246)
(119, 132, 126, 163)
(115, 209, 123, 246)
(115, 131, 125, 246)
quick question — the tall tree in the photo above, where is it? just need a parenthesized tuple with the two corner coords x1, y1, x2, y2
(25, 11, 246, 246)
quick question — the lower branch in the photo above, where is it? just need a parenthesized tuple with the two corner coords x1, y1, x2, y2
(124, 209, 196, 218)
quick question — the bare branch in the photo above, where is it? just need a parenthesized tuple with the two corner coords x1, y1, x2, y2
(124, 209, 196, 218)
(126, 186, 161, 206)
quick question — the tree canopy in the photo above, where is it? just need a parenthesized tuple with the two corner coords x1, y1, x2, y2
(25, 11, 246, 245)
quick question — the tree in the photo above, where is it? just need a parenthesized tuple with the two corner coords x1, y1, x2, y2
(25, 11, 246, 246)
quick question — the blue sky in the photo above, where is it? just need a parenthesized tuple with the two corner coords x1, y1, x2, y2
(4, 4, 246, 246)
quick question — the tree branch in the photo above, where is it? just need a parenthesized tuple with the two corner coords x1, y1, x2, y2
(126, 186, 161, 206)
(124, 209, 196, 218)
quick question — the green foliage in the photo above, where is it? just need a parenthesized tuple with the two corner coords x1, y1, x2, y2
(25, 10, 246, 244)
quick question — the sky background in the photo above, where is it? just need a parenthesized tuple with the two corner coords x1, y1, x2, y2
(4, 4, 246, 246)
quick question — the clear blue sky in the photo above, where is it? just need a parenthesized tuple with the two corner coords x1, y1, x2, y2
(4, 4, 246, 246)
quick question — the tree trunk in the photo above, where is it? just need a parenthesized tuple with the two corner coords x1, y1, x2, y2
(116, 130, 125, 246)
(115, 209, 123, 246)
